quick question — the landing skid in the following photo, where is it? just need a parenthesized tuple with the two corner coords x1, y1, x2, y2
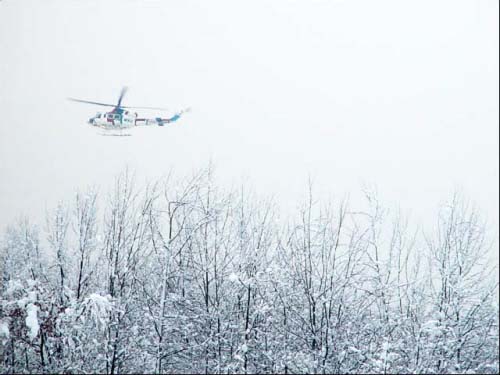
(96, 127, 132, 136)
(99, 132, 132, 137)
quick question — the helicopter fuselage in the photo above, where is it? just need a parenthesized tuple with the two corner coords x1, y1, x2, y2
(88, 110, 138, 129)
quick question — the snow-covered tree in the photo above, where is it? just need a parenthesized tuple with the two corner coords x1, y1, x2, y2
(1, 170, 497, 374)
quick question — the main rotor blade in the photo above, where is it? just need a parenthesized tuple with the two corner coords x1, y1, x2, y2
(117, 86, 128, 107)
(120, 105, 169, 111)
(68, 98, 116, 107)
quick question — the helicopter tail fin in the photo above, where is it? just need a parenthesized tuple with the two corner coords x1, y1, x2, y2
(157, 108, 190, 126)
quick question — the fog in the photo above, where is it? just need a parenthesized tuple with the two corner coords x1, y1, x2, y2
(1, 0, 498, 238)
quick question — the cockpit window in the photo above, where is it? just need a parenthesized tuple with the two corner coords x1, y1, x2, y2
(96, 114, 101, 118)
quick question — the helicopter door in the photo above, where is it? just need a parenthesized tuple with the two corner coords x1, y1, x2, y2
(109, 113, 120, 125)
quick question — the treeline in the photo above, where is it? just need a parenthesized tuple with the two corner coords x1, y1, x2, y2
(0, 168, 498, 374)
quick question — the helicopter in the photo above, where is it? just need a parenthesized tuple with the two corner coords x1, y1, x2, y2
(68, 87, 189, 131)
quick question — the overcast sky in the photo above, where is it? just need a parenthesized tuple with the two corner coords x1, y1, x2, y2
(0, 0, 498, 239)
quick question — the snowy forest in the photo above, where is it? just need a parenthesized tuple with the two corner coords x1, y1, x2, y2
(0, 169, 498, 374)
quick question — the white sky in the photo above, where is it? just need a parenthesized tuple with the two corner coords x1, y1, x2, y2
(0, 0, 498, 239)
